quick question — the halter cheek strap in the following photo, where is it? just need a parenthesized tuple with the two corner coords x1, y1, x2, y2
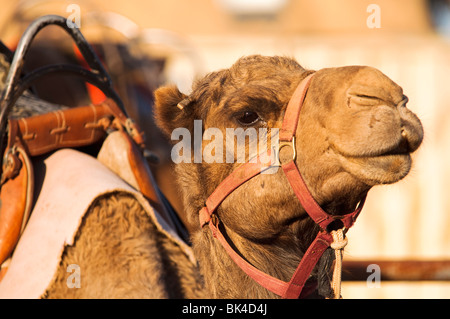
(199, 73, 366, 299)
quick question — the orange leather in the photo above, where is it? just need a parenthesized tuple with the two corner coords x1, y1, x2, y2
(123, 131, 158, 203)
(98, 130, 173, 231)
(0, 148, 33, 267)
(15, 104, 112, 156)
(102, 99, 145, 148)
(123, 131, 175, 228)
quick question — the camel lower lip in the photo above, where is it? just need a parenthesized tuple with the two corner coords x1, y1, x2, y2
(338, 152, 412, 185)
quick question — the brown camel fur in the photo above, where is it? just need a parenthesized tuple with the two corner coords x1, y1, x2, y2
(153, 55, 423, 298)
(44, 55, 422, 298)
(44, 193, 203, 299)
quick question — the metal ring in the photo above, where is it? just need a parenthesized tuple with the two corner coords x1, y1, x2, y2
(278, 136, 297, 163)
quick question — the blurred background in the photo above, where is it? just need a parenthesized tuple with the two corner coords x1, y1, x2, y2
(0, 0, 448, 298)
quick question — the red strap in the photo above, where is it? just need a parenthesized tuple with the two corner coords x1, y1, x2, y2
(205, 214, 332, 299)
(282, 160, 333, 229)
(279, 73, 314, 142)
(201, 73, 315, 225)
(208, 220, 288, 296)
(282, 231, 332, 298)
(282, 159, 366, 230)
(200, 159, 274, 227)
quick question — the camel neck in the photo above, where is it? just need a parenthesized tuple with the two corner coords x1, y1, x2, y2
(193, 218, 324, 298)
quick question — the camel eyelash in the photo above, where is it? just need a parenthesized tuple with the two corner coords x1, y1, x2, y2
(347, 93, 380, 107)
(235, 111, 262, 126)
(355, 94, 377, 99)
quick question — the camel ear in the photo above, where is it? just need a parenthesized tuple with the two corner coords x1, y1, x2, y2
(154, 85, 194, 139)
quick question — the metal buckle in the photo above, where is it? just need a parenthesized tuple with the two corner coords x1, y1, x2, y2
(275, 136, 296, 166)
(1, 145, 20, 185)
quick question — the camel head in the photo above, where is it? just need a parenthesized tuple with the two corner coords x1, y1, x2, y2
(153, 55, 423, 298)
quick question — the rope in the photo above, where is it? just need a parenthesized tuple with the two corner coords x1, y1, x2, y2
(330, 228, 348, 299)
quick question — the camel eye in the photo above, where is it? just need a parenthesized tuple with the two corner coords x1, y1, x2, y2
(237, 111, 260, 125)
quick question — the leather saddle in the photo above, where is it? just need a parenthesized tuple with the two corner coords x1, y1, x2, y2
(0, 15, 186, 280)
(0, 98, 182, 279)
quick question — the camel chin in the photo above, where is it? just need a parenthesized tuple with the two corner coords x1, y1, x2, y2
(338, 152, 412, 186)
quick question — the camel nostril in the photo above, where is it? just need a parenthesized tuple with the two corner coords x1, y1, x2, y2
(399, 96, 408, 108)
(401, 128, 407, 138)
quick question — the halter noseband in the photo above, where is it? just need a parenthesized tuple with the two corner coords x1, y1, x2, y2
(198, 73, 366, 298)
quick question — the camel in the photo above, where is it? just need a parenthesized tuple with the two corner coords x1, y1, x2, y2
(152, 55, 423, 298)
(2, 55, 423, 299)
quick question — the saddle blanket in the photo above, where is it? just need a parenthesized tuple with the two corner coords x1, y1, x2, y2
(0, 148, 194, 298)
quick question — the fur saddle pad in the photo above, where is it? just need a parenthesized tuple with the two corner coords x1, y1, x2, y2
(0, 148, 195, 298)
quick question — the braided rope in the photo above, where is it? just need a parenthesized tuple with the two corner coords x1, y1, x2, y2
(330, 229, 348, 299)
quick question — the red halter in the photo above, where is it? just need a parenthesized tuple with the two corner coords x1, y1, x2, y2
(198, 73, 366, 298)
